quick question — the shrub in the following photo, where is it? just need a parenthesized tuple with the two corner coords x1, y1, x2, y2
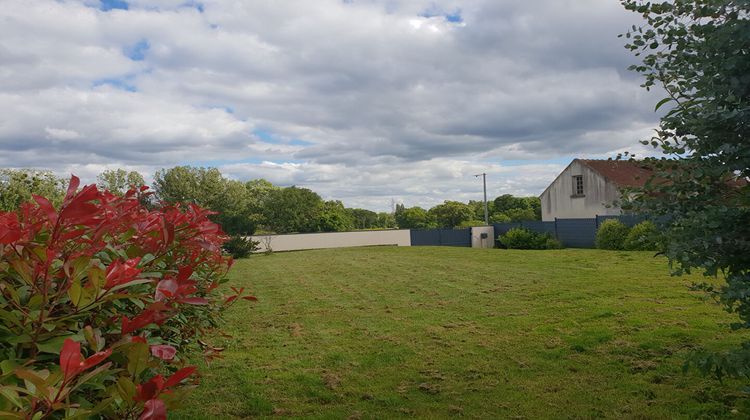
(499, 228, 560, 250)
(0, 176, 255, 419)
(596, 219, 630, 250)
(223, 235, 260, 258)
(457, 220, 486, 228)
(624, 221, 659, 251)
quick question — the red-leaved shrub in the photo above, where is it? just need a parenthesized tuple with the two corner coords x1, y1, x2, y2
(0, 176, 254, 418)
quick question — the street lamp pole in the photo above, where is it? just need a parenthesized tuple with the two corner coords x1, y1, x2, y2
(474, 173, 488, 225)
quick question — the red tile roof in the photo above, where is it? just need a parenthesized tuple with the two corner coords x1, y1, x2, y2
(578, 159, 655, 188)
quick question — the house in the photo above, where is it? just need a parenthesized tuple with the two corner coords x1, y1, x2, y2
(539, 159, 653, 221)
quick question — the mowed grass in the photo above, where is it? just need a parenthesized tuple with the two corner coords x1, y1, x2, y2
(174, 247, 750, 419)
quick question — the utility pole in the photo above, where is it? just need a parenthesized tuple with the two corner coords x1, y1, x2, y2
(474, 173, 488, 225)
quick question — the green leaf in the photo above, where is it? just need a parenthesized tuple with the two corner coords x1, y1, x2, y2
(114, 376, 136, 402)
(68, 278, 82, 307)
(654, 97, 672, 111)
(126, 342, 150, 377)
(36, 334, 77, 354)
(0, 360, 18, 376)
(0, 386, 24, 409)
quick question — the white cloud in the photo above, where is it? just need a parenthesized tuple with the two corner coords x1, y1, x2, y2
(0, 0, 663, 210)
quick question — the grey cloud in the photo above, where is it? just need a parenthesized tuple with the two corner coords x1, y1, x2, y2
(0, 0, 662, 209)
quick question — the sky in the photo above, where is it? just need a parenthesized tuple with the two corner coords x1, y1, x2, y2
(0, 0, 663, 211)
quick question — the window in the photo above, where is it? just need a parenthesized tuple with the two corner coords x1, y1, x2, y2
(572, 175, 584, 196)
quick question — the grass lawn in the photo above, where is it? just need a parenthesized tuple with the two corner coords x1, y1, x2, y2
(173, 247, 750, 419)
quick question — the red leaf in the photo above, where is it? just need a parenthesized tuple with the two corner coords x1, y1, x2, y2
(135, 375, 165, 402)
(131, 336, 147, 344)
(139, 398, 167, 420)
(224, 295, 238, 305)
(177, 297, 209, 305)
(81, 348, 112, 370)
(155, 278, 178, 301)
(163, 366, 196, 388)
(242, 296, 258, 301)
(32, 195, 57, 225)
(60, 339, 82, 381)
(64, 175, 80, 202)
(150, 345, 177, 361)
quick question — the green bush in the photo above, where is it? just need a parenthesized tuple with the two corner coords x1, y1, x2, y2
(457, 219, 487, 228)
(596, 219, 630, 250)
(499, 228, 561, 250)
(624, 221, 659, 251)
(224, 235, 260, 258)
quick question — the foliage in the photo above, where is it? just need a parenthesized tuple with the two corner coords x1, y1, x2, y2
(502, 207, 537, 222)
(595, 219, 630, 250)
(376, 212, 397, 229)
(493, 194, 529, 214)
(394, 205, 436, 230)
(489, 213, 512, 223)
(317, 200, 355, 232)
(499, 228, 561, 250)
(263, 186, 323, 234)
(490, 195, 541, 222)
(0, 169, 66, 212)
(152, 167, 262, 235)
(348, 208, 379, 230)
(97, 169, 146, 196)
(620, 0, 750, 378)
(457, 220, 486, 228)
(624, 221, 659, 251)
(223, 235, 260, 259)
(0, 176, 254, 419)
(428, 201, 474, 229)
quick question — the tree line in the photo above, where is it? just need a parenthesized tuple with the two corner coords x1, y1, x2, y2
(0, 167, 540, 234)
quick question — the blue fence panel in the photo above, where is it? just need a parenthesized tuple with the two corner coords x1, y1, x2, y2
(492, 223, 522, 237)
(596, 214, 646, 227)
(520, 221, 557, 236)
(410, 228, 471, 247)
(410, 229, 441, 246)
(555, 218, 597, 248)
(439, 228, 472, 247)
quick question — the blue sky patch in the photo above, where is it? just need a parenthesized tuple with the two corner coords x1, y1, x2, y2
(123, 39, 149, 61)
(419, 7, 462, 23)
(445, 11, 463, 23)
(93, 77, 136, 92)
(253, 129, 313, 147)
(183, 1, 204, 13)
(100, 0, 129, 11)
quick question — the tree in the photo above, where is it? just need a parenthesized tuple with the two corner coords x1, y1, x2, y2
(429, 201, 474, 228)
(96, 169, 145, 195)
(394, 206, 436, 229)
(318, 200, 355, 232)
(348, 208, 379, 229)
(153, 166, 258, 235)
(621, 0, 749, 379)
(523, 197, 542, 220)
(0, 169, 66, 211)
(503, 207, 537, 222)
(492, 194, 529, 214)
(263, 186, 323, 233)
(376, 212, 397, 229)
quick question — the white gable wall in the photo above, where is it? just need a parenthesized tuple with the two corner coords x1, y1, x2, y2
(540, 160, 622, 221)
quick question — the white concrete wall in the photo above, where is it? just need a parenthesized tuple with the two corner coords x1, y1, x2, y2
(471, 226, 495, 249)
(540, 160, 622, 221)
(250, 229, 411, 252)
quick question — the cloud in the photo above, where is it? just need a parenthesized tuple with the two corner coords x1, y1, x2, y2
(0, 0, 662, 210)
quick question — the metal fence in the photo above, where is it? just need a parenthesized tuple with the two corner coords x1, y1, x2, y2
(410, 228, 472, 247)
(492, 215, 647, 248)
